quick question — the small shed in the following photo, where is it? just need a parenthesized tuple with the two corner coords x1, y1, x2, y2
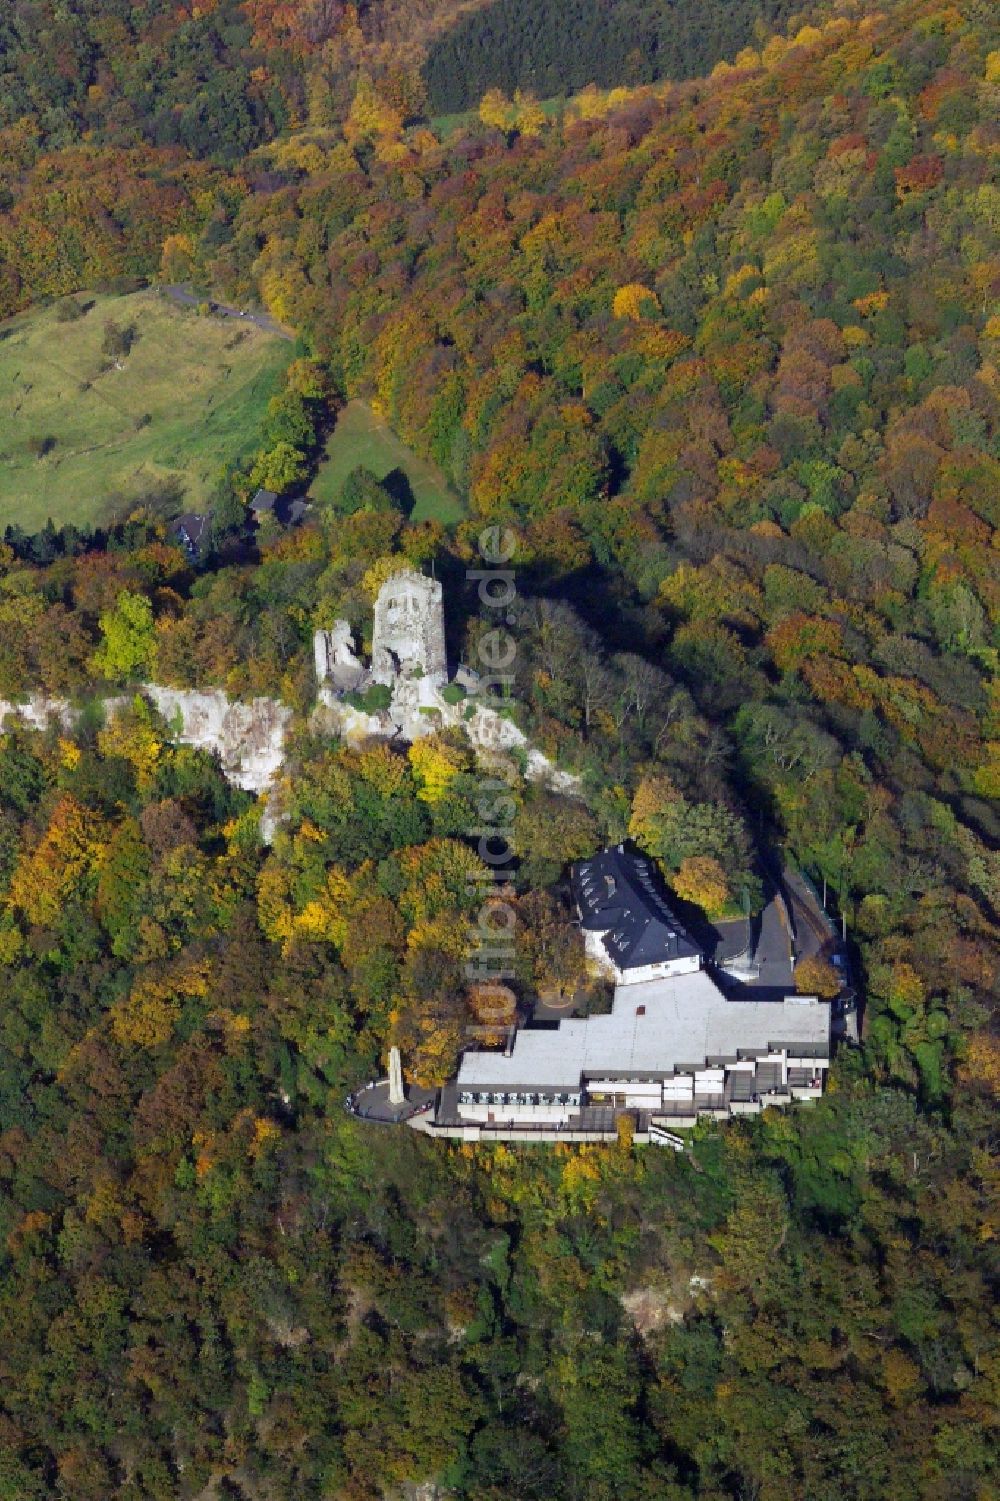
(250, 488, 278, 516)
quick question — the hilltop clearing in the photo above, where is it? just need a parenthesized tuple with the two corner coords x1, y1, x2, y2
(0, 290, 291, 532)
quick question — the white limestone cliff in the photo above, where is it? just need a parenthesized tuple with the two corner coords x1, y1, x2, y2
(141, 686, 291, 793)
(0, 687, 290, 796)
(0, 567, 578, 846)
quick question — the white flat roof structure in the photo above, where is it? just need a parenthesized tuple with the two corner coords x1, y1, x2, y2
(456, 970, 830, 1092)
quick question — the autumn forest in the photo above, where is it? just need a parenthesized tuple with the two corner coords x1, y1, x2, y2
(0, 0, 997, 1497)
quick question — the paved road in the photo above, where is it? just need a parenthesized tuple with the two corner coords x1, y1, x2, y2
(781, 864, 836, 960)
(779, 864, 860, 1041)
(163, 285, 294, 341)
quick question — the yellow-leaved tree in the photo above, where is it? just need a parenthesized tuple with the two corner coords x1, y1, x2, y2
(479, 88, 514, 134)
(793, 955, 842, 1000)
(613, 282, 661, 321)
(467, 982, 517, 1047)
(256, 859, 351, 954)
(628, 773, 682, 849)
(111, 960, 210, 1048)
(406, 1011, 464, 1089)
(397, 838, 482, 926)
(7, 794, 108, 927)
(294, 868, 352, 948)
(671, 856, 731, 917)
(159, 232, 194, 284)
(408, 736, 468, 803)
(512, 89, 546, 138)
(97, 697, 162, 790)
(345, 73, 404, 148)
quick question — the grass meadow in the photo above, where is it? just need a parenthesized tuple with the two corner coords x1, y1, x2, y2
(310, 399, 464, 525)
(0, 290, 291, 532)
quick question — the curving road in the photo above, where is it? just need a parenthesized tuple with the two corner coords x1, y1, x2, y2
(163, 285, 294, 341)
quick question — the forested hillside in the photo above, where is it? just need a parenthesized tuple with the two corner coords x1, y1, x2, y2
(0, 0, 283, 159)
(0, 0, 997, 1496)
(423, 0, 801, 113)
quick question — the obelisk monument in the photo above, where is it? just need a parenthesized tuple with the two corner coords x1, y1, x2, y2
(388, 1046, 405, 1106)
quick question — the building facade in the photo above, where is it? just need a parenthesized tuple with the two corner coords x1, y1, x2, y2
(450, 847, 831, 1135)
(572, 844, 702, 984)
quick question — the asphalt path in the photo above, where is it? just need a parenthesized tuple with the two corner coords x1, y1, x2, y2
(780, 864, 838, 960)
(163, 285, 294, 341)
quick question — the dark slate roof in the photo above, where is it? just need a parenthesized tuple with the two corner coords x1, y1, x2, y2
(570, 844, 702, 972)
(172, 513, 207, 548)
(251, 488, 278, 512)
(284, 497, 309, 526)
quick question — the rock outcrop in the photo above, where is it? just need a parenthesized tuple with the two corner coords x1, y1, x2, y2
(141, 686, 291, 794)
(0, 686, 291, 796)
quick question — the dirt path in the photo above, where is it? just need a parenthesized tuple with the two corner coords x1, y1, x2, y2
(163, 285, 295, 342)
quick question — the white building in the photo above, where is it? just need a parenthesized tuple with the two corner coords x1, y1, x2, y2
(572, 844, 702, 984)
(451, 846, 831, 1134)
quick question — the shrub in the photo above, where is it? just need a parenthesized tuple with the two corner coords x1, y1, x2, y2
(346, 682, 393, 713)
(102, 319, 137, 360)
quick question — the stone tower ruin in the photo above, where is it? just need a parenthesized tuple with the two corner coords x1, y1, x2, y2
(371, 570, 447, 689)
(313, 620, 364, 693)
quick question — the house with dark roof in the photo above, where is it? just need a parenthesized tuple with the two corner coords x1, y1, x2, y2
(250, 488, 278, 518)
(444, 843, 831, 1137)
(250, 489, 311, 529)
(571, 843, 702, 984)
(171, 512, 208, 559)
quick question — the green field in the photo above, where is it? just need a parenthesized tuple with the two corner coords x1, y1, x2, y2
(0, 291, 292, 532)
(311, 399, 464, 525)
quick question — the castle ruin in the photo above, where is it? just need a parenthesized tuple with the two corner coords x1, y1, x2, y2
(313, 620, 365, 694)
(311, 567, 576, 786)
(371, 571, 447, 689)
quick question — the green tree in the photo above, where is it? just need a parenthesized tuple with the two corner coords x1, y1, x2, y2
(92, 590, 157, 683)
(249, 441, 308, 496)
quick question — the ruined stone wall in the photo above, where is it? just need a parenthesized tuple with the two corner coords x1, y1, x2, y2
(371, 571, 447, 687)
(313, 623, 365, 694)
